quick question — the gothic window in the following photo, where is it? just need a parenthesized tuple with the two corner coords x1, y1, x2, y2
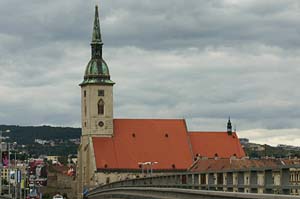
(84, 100, 87, 116)
(98, 89, 104, 96)
(98, 99, 104, 115)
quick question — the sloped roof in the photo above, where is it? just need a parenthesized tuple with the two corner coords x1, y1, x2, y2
(188, 132, 245, 159)
(189, 158, 292, 172)
(92, 120, 246, 171)
(93, 119, 194, 171)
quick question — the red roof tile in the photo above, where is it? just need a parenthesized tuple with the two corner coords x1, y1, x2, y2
(188, 132, 245, 159)
(93, 119, 194, 170)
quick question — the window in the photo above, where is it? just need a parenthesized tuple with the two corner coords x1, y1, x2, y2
(84, 90, 86, 97)
(98, 99, 104, 115)
(98, 90, 104, 96)
(106, 177, 110, 184)
(84, 100, 87, 116)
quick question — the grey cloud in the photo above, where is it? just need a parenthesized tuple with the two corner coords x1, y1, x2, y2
(107, 46, 300, 131)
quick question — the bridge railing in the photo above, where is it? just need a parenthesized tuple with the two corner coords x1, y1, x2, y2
(89, 169, 300, 196)
(88, 187, 300, 199)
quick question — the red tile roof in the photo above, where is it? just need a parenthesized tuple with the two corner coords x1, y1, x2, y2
(92, 119, 246, 171)
(93, 119, 194, 170)
(188, 132, 245, 159)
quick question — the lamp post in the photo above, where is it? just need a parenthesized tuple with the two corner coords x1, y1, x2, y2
(149, 162, 158, 177)
(138, 161, 158, 177)
(138, 162, 146, 176)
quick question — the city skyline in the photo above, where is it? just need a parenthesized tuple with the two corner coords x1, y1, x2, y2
(0, 0, 299, 146)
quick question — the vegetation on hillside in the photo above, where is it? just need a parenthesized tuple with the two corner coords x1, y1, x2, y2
(244, 145, 300, 159)
(0, 125, 80, 144)
(0, 125, 81, 157)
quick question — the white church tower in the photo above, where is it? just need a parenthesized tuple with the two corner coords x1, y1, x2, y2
(80, 5, 115, 137)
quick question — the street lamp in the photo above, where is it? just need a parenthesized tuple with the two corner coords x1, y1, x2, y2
(149, 162, 158, 177)
(138, 162, 146, 176)
(138, 161, 158, 177)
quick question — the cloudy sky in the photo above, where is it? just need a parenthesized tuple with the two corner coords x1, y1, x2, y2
(0, 0, 299, 146)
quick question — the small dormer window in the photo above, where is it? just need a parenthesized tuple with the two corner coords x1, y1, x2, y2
(98, 90, 104, 96)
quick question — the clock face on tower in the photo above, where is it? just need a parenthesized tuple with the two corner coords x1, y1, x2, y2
(98, 121, 104, 127)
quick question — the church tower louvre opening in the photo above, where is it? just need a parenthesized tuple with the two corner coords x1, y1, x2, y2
(80, 5, 115, 137)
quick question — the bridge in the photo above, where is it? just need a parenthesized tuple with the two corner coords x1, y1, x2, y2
(87, 169, 300, 199)
(88, 187, 300, 199)
(88, 174, 300, 199)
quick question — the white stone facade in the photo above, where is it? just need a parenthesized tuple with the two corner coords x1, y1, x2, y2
(81, 84, 114, 137)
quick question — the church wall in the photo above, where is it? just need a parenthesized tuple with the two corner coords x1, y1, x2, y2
(76, 136, 98, 198)
(94, 171, 174, 186)
(76, 143, 83, 198)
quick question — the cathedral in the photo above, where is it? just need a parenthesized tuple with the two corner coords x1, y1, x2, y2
(76, 5, 245, 197)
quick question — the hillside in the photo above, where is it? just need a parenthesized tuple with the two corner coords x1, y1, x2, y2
(241, 140, 300, 159)
(0, 125, 81, 144)
(0, 125, 81, 158)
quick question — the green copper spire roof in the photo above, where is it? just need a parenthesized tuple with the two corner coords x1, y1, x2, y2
(80, 5, 114, 86)
(92, 5, 102, 44)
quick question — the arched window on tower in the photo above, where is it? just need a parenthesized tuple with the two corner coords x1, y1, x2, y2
(98, 99, 104, 115)
(84, 99, 87, 116)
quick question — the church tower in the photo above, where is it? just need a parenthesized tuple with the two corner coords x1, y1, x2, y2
(80, 5, 115, 137)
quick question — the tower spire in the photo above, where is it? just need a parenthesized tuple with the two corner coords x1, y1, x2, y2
(90, 5, 103, 60)
(80, 5, 114, 86)
(227, 116, 232, 135)
(92, 5, 102, 44)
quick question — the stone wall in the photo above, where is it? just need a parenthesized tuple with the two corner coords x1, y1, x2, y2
(41, 173, 77, 199)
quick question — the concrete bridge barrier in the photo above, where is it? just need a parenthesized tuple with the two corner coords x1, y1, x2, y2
(88, 187, 300, 199)
(87, 166, 300, 198)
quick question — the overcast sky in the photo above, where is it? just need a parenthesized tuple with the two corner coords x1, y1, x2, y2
(0, 0, 299, 146)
